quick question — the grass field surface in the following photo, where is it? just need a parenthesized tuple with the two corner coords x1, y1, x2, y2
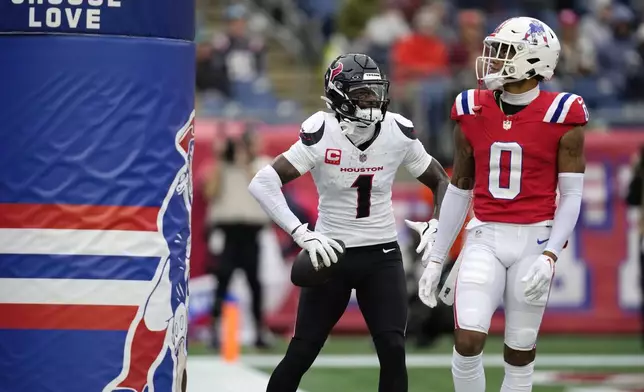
(189, 335, 644, 392)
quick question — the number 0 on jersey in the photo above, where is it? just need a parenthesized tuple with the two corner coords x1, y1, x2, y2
(489, 142, 523, 200)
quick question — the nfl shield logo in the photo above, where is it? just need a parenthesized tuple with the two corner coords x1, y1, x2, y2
(359, 153, 367, 162)
(503, 119, 512, 130)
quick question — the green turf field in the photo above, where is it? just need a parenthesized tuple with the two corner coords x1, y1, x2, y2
(286, 367, 643, 392)
(191, 334, 644, 392)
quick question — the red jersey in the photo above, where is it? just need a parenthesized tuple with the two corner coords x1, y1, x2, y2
(451, 89, 589, 224)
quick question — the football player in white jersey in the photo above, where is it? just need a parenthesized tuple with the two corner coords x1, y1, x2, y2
(248, 53, 449, 392)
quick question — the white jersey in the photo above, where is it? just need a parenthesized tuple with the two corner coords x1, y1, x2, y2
(282, 111, 432, 248)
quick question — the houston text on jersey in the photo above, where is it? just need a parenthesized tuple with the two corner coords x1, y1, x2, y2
(340, 167, 384, 172)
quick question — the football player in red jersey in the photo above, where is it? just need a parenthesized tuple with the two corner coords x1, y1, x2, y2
(413, 17, 588, 392)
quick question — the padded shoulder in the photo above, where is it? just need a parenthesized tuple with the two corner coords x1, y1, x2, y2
(299, 111, 327, 146)
(451, 89, 479, 120)
(542, 92, 589, 126)
(387, 111, 417, 140)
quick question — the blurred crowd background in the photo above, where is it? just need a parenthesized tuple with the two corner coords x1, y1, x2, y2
(196, 0, 644, 163)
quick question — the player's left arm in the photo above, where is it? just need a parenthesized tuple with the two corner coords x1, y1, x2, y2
(403, 142, 449, 265)
(544, 126, 585, 262)
(416, 159, 449, 219)
(402, 138, 449, 218)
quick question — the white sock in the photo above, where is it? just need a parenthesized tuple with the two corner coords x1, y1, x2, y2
(500, 361, 534, 392)
(452, 346, 486, 392)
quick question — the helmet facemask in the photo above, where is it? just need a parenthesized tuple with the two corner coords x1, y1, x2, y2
(476, 38, 534, 90)
(345, 83, 388, 126)
(323, 79, 390, 128)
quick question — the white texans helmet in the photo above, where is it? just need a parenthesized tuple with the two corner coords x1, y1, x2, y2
(476, 17, 561, 90)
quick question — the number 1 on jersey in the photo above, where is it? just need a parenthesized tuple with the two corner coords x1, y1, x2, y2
(488, 142, 523, 200)
(351, 174, 374, 218)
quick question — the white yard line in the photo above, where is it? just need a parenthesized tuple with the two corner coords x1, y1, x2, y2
(188, 357, 308, 392)
(238, 354, 644, 368)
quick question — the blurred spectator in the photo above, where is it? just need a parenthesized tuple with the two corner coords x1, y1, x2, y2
(324, 0, 380, 67)
(449, 9, 486, 89)
(556, 9, 603, 105)
(558, 9, 597, 77)
(362, 0, 412, 75)
(427, 0, 457, 43)
(297, 0, 340, 41)
(196, 37, 230, 97)
(217, 5, 265, 82)
(580, 0, 614, 49)
(394, 0, 425, 24)
(514, 0, 558, 27)
(205, 126, 273, 349)
(631, 0, 644, 15)
(627, 23, 644, 100)
(198, 4, 266, 98)
(322, 34, 353, 70)
(596, 4, 641, 97)
(391, 6, 449, 82)
(336, 0, 380, 43)
(363, 0, 411, 49)
(391, 5, 450, 158)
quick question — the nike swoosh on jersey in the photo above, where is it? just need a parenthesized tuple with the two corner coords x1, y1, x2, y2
(383, 248, 396, 253)
(537, 238, 549, 245)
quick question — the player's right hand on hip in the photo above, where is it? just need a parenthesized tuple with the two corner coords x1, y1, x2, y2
(418, 261, 442, 308)
(291, 224, 344, 269)
(405, 219, 438, 264)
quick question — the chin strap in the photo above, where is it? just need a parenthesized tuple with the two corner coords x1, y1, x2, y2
(321, 96, 334, 109)
(339, 120, 358, 136)
(321, 95, 379, 145)
(340, 120, 376, 146)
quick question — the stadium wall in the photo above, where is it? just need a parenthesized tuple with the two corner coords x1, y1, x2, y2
(190, 119, 643, 335)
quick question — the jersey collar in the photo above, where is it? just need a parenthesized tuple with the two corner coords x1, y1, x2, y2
(500, 85, 540, 106)
(346, 122, 381, 151)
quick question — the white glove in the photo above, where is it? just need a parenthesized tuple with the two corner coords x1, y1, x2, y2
(418, 261, 443, 308)
(521, 254, 555, 302)
(405, 219, 438, 265)
(291, 224, 344, 270)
